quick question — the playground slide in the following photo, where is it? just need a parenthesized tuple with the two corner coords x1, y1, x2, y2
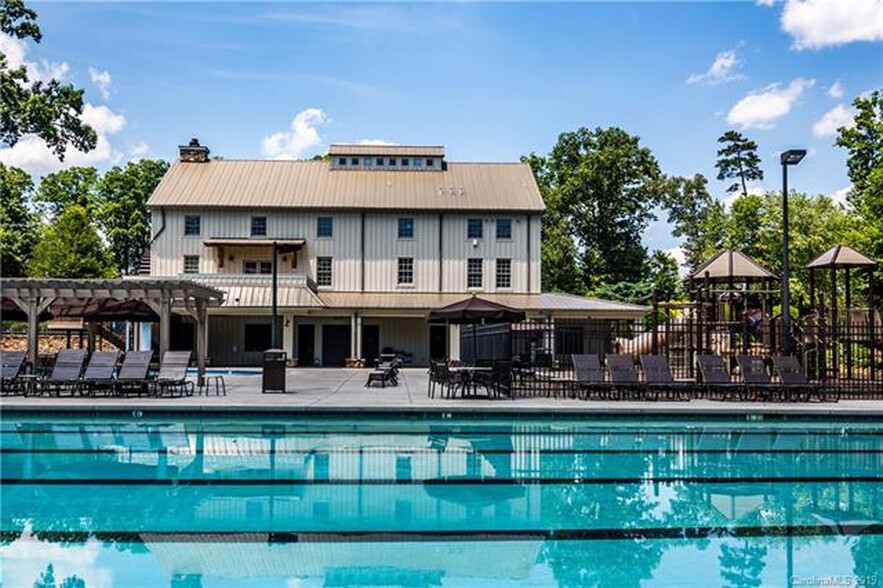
(615, 330, 663, 356)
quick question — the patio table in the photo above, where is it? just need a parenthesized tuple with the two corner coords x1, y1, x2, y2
(448, 366, 494, 398)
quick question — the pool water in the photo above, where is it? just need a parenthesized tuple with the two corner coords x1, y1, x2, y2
(1, 414, 880, 587)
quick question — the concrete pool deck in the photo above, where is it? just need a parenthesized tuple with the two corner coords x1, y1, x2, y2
(1, 368, 881, 416)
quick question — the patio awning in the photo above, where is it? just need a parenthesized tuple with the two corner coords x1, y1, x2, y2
(204, 238, 306, 251)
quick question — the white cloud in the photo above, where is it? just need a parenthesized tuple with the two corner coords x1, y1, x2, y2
(756, 0, 777, 5)
(781, 0, 883, 49)
(727, 78, 815, 129)
(812, 104, 856, 137)
(358, 139, 396, 145)
(686, 49, 744, 85)
(261, 108, 329, 159)
(827, 81, 844, 99)
(829, 186, 852, 207)
(0, 103, 126, 176)
(89, 67, 113, 100)
(0, 32, 69, 82)
(129, 141, 150, 160)
(664, 246, 689, 277)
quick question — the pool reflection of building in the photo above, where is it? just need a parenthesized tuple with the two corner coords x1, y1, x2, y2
(4, 423, 882, 586)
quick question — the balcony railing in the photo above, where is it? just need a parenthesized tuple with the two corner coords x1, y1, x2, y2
(180, 273, 318, 293)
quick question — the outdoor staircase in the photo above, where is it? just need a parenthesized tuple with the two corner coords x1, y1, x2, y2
(138, 250, 151, 275)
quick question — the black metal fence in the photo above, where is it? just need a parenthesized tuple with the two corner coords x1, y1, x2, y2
(458, 313, 881, 399)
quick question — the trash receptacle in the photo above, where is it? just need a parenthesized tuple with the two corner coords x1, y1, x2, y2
(262, 349, 287, 393)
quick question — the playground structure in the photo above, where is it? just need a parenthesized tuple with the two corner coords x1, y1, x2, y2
(618, 246, 881, 394)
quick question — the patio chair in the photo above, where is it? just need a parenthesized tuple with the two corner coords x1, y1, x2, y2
(77, 351, 121, 396)
(34, 349, 87, 397)
(149, 351, 194, 397)
(474, 360, 513, 399)
(771, 355, 831, 402)
(0, 350, 27, 396)
(113, 351, 154, 396)
(606, 354, 647, 400)
(696, 354, 743, 401)
(639, 355, 692, 401)
(735, 355, 783, 402)
(366, 363, 398, 388)
(571, 354, 612, 400)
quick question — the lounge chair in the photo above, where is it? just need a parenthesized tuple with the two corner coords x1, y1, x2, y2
(0, 350, 27, 396)
(771, 355, 831, 402)
(571, 354, 612, 399)
(606, 354, 646, 400)
(366, 363, 398, 388)
(77, 351, 121, 396)
(735, 355, 782, 401)
(34, 349, 87, 396)
(149, 351, 194, 397)
(696, 354, 743, 401)
(113, 351, 154, 396)
(640, 355, 692, 401)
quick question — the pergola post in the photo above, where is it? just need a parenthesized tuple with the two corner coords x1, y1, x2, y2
(26, 297, 39, 371)
(195, 298, 207, 386)
(159, 293, 171, 359)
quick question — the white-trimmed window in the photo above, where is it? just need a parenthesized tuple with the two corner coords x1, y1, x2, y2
(496, 258, 512, 288)
(251, 216, 267, 237)
(317, 216, 333, 238)
(426, 158, 435, 167)
(316, 257, 333, 286)
(398, 257, 414, 285)
(376, 157, 384, 166)
(337, 157, 346, 166)
(467, 218, 483, 239)
(398, 218, 414, 239)
(183, 255, 200, 274)
(467, 258, 483, 289)
(244, 260, 272, 274)
(184, 215, 200, 236)
(350, 157, 359, 166)
(496, 219, 512, 240)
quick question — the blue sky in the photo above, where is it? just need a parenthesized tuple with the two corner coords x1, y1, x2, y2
(2, 1, 881, 255)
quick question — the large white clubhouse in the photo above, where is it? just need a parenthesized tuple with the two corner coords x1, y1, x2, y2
(144, 140, 646, 366)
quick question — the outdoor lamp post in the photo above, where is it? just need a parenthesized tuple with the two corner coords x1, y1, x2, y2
(780, 148, 806, 355)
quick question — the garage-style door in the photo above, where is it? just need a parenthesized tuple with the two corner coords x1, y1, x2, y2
(322, 325, 351, 367)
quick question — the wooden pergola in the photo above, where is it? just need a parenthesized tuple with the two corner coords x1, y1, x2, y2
(1, 278, 224, 381)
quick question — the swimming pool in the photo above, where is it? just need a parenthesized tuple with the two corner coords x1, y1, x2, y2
(1, 413, 880, 587)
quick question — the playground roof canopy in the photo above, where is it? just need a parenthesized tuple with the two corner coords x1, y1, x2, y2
(690, 249, 777, 283)
(806, 245, 878, 269)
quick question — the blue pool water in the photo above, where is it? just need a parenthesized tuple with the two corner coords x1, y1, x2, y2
(0, 413, 880, 587)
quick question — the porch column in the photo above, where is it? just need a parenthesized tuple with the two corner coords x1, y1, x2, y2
(356, 314, 363, 359)
(350, 314, 358, 360)
(283, 314, 295, 359)
(449, 324, 460, 361)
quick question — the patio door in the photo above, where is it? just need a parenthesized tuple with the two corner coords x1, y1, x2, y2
(297, 324, 315, 366)
(322, 325, 351, 367)
(362, 325, 379, 365)
(429, 325, 448, 361)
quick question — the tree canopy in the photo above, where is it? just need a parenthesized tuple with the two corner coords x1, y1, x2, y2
(0, 0, 96, 158)
(28, 204, 113, 278)
(0, 162, 39, 276)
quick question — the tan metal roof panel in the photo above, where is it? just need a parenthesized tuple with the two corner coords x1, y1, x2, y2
(691, 249, 777, 282)
(147, 160, 545, 212)
(807, 245, 878, 268)
(328, 144, 445, 157)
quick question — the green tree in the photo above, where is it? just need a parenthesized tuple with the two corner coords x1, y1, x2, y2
(716, 130, 764, 197)
(34, 166, 99, 216)
(527, 127, 666, 292)
(522, 153, 582, 292)
(0, 162, 39, 276)
(29, 204, 113, 278)
(96, 159, 168, 275)
(0, 0, 96, 158)
(661, 174, 726, 271)
(836, 90, 883, 261)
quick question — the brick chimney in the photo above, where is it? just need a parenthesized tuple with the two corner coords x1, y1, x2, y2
(179, 138, 210, 162)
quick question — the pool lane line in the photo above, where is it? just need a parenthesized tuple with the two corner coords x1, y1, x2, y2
(3, 448, 883, 457)
(7, 524, 882, 543)
(4, 428, 883, 436)
(3, 475, 882, 486)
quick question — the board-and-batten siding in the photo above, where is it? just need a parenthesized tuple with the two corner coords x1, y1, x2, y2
(150, 209, 541, 294)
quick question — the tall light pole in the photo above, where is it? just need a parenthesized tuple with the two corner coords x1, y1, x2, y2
(780, 149, 806, 355)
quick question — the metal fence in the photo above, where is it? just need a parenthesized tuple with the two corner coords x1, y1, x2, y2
(459, 313, 881, 399)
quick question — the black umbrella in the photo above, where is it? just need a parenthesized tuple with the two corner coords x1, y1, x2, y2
(428, 296, 526, 361)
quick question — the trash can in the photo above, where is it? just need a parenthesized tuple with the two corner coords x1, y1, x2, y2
(262, 349, 287, 393)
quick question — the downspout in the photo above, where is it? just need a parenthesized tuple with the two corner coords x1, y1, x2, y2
(150, 208, 167, 244)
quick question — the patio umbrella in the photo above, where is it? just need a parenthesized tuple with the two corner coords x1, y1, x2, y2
(427, 295, 526, 361)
